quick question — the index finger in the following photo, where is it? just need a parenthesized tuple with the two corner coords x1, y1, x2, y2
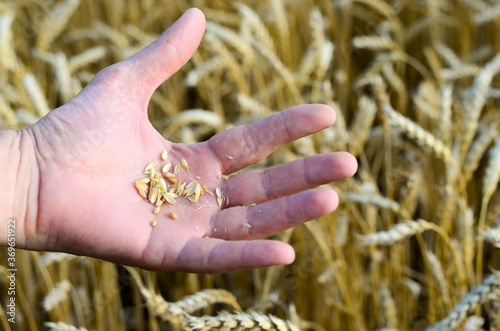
(207, 104, 336, 174)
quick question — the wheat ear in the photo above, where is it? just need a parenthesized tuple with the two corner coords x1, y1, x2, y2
(36, 0, 81, 50)
(175, 289, 242, 314)
(426, 273, 500, 330)
(44, 321, 88, 331)
(43, 280, 72, 312)
(184, 311, 301, 331)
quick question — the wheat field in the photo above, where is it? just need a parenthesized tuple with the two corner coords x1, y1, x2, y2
(1, 0, 500, 330)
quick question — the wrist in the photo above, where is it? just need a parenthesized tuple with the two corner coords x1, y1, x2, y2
(0, 129, 39, 248)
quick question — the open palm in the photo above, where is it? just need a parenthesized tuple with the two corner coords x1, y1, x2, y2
(23, 8, 357, 273)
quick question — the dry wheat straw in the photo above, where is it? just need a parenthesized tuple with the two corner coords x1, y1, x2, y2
(36, 0, 81, 50)
(426, 273, 500, 330)
(43, 280, 72, 312)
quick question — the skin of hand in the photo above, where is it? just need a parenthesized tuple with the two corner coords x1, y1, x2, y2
(0, 8, 357, 273)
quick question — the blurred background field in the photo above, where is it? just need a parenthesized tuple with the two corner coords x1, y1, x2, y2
(1, 0, 500, 330)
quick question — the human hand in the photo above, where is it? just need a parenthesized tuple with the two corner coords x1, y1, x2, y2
(15, 8, 357, 273)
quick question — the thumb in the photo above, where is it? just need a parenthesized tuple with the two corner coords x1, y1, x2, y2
(123, 8, 206, 96)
